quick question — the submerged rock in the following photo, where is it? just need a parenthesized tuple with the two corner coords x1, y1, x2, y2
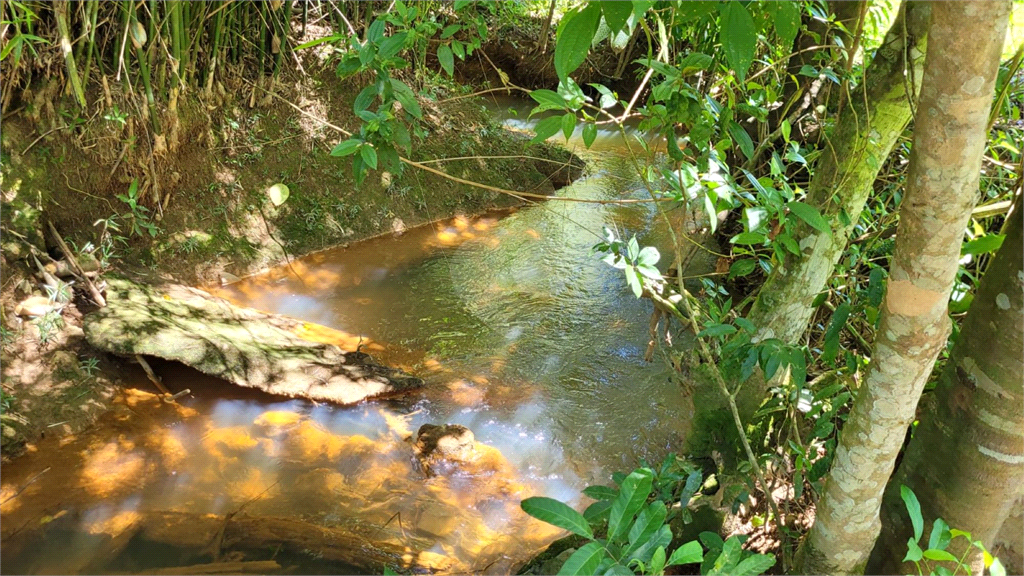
(414, 423, 476, 475)
(84, 277, 422, 404)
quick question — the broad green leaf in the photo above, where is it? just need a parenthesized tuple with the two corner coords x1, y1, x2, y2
(437, 44, 455, 76)
(441, 24, 460, 39)
(731, 232, 767, 245)
(608, 469, 653, 541)
(923, 549, 959, 563)
(667, 541, 703, 566)
(711, 536, 742, 574)
(904, 537, 923, 562)
(561, 113, 577, 140)
(603, 564, 633, 576)
(962, 234, 1005, 256)
(582, 123, 598, 148)
(772, 1, 801, 48)
(360, 145, 378, 170)
(732, 553, 775, 575)
(555, 4, 602, 82)
(719, 2, 756, 82)
(821, 302, 851, 365)
(377, 32, 408, 60)
(628, 524, 673, 564)
(584, 485, 618, 501)
(698, 323, 737, 338)
(530, 89, 568, 113)
(624, 266, 642, 298)
(266, 183, 290, 206)
(637, 246, 660, 266)
(520, 497, 594, 538)
(367, 20, 385, 43)
(787, 201, 831, 235)
(729, 259, 757, 279)
(679, 52, 713, 74)
(627, 501, 667, 551)
(354, 84, 378, 114)
(531, 115, 563, 143)
(589, 83, 617, 109)
(901, 485, 924, 542)
(389, 79, 422, 119)
(728, 121, 754, 160)
(929, 518, 951, 551)
(650, 546, 666, 575)
(601, 1, 633, 32)
(330, 138, 362, 157)
(584, 500, 612, 524)
(558, 542, 606, 576)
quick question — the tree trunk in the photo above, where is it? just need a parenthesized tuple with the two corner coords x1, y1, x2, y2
(867, 200, 1023, 575)
(737, 1, 931, 411)
(993, 498, 1024, 576)
(797, 2, 1011, 574)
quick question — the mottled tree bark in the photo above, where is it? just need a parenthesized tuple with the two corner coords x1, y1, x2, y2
(736, 2, 931, 412)
(797, 2, 1011, 574)
(867, 202, 1023, 575)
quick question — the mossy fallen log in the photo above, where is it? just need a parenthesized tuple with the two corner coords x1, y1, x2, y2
(84, 277, 422, 404)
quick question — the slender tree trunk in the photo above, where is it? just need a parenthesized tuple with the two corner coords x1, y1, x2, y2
(736, 1, 930, 412)
(867, 200, 1023, 575)
(536, 0, 556, 55)
(797, 3, 1011, 573)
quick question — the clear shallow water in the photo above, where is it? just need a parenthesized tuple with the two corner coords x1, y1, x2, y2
(0, 106, 698, 574)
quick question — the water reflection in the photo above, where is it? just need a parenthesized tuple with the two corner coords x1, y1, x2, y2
(1, 105, 700, 574)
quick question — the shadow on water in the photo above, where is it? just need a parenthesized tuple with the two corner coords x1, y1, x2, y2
(0, 102, 704, 574)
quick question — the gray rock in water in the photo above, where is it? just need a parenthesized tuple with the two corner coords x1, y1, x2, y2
(84, 277, 422, 404)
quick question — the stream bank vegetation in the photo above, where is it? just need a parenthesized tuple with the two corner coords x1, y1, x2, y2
(2, 0, 1024, 575)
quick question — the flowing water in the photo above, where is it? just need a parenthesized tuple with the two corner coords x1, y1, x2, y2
(0, 101, 702, 574)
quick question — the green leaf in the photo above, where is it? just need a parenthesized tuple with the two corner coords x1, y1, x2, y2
(727, 121, 754, 160)
(582, 123, 598, 148)
(377, 32, 408, 59)
(729, 259, 757, 279)
(772, 1, 801, 48)
(904, 537, 923, 563)
(627, 501, 667, 552)
(624, 266, 642, 298)
(584, 485, 618, 501)
(712, 536, 742, 573)
(991, 558, 1006, 576)
(530, 89, 569, 113)
(929, 518, 951, 551)
(554, 4, 602, 82)
(389, 79, 422, 119)
(601, 1, 633, 32)
(360, 145, 378, 170)
(437, 44, 455, 76)
(698, 323, 737, 338)
(719, 2, 756, 82)
(628, 525, 673, 564)
(650, 546, 667, 575)
(558, 542, 606, 576)
(923, 549, 959, 563)
(731, 232, 767, 245)
(330, 138, 362, 157)
(603, 564, 633, 576)
(901, 485, 924, 542)
(441, 24, 460, 39)
(561, 113, 577, 140)
(962, 234, 1005, 256)
(266, 183, 290, 206)
(787, 201, 831, 235)
(608, 469, 653, 542)
(637, 246, 660, 266)
(584, 500, 612, 524)
(354, 84, 378, 114)
(667, 541, 703, 566)
(367, 19, 385, 43)
(531, 116, 563, 144)
(732, 553, 775, 576)
(520, 497, 594, 538)
(821, 302, 851, 365)
(295, 34, 344, 51)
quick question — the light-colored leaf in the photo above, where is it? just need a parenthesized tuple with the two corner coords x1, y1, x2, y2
(901, 486, 924, 543)
(558, 542, 606, 576)
(667, 541, 703, 566)
(608, 469, 653, 541)
(266, 183, 290, 206)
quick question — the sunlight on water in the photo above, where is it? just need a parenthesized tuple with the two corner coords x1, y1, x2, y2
(0, 104, 702, 574)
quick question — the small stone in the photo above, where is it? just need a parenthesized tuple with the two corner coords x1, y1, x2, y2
(14, 295, 57, 318)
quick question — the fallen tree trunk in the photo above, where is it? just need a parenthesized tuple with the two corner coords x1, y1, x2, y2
(84, 277, 422, 405)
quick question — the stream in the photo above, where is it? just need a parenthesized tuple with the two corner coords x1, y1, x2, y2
(0, 101, 702, 574)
